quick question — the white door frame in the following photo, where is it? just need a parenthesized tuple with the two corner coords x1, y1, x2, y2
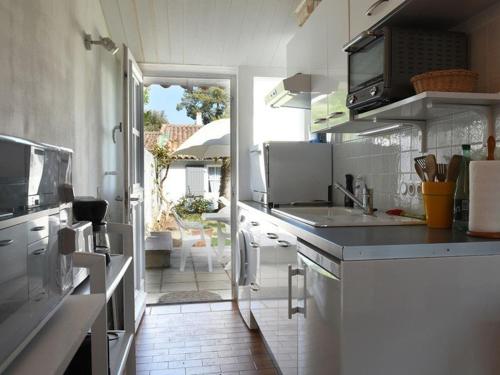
(141, 69, 238, 299)
(123, 45, 147, 325)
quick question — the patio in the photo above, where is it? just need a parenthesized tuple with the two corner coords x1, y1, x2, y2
(145, 241, 232, 305)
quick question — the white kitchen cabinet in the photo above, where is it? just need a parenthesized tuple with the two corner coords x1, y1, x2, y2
(326, 0, 350, 130)
(287, 0, 350, 133)
(307, 1, 329, 129)
(349, 0, 406, 39)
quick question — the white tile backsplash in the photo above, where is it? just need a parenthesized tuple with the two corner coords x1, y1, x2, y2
(332, 110, 492, 212)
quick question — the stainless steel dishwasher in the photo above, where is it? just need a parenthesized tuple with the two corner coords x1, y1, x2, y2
(296, 241, 341, 375)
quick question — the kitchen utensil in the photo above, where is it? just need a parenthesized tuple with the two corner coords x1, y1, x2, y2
(422, 182, 455, 229)
(414, 156, 427, 178)
(425, 154, 437, 182)
(487, 135, 496, 160)
(446, 155, 462, 182)
(436, 163, 447, 182)
(414, 162, 426, 182)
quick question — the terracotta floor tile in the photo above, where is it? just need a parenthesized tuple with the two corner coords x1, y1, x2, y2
(138, 303, 276, 374)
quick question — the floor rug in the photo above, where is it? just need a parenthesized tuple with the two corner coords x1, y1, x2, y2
(157, 290, 223, 304)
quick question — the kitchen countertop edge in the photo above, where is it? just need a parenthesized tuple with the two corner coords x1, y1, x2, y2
(237, 200, 500, 261)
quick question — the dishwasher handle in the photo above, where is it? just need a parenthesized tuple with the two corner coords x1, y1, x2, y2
(288, 264, 305, 319)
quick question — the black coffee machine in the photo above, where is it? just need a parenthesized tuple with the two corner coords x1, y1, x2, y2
(73, 198, 111, 265)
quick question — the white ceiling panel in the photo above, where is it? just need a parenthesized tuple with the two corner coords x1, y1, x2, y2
(100, 0, 300, 68)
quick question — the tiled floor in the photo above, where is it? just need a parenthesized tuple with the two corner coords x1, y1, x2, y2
(146, 246, 232, 304)
(136, 302, 277, 375)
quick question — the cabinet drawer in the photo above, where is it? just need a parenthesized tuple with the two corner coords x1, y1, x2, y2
(27, 238, 49, 302)
(27, 216, 49, 244)
(0, 223, 28, 302)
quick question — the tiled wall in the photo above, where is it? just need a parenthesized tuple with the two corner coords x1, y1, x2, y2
(332, 111, 499, 213)
(331, 2, 500, 213)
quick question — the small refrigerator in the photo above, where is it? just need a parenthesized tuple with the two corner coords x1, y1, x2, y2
(250, 142, 333, 206)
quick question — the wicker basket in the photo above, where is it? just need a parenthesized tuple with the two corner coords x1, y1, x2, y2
(410, 69, 479, 94)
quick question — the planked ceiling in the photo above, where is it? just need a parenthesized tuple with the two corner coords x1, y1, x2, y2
(100, 0, 301, 68)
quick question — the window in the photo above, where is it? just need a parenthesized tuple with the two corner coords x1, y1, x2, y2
(208, 166, 222, 194)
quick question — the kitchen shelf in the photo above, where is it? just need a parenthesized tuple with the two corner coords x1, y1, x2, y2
(323, 92, 500, 151)
(74, 254, 133, 301)
(355, 91, 500, 122)
(109, 331, 134, 375)
(7, 294, 106, 375)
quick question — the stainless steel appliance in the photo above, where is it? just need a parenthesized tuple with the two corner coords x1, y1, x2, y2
(265, 73, 311, 109)
(0, 135, 76, 372)
(344, 27, 468, 113)
(296, 240, 341, 375)
(250, 142, 333, 207)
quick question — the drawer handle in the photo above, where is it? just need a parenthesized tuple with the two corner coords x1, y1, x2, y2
(0, 239, 14, 247)
(328, 111, 345, 119)
(365, 0, 388, 16)
(31, 226, 46, 232)
(250, 242, 260, 248)
(250, 221, 259, 226)
(313, 118, 328, 124)
(250, 282, 260, 292)
(33, 249, 47, 256)
(277, 240, 291, 248)
(266, 232, 278, 240)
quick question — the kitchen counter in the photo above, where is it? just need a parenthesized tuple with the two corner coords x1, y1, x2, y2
(238, 200, 500, 261)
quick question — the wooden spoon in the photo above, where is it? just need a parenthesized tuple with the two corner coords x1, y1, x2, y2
(446, 154, 463, 182)
(487, 135, 496, 160)
(425, 154, 437, 182)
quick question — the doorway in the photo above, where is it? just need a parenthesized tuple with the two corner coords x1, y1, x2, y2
(141, 77, 234, 305)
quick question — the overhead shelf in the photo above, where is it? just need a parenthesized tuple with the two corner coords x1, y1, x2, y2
(7, 294, 105, 375)
(74, 254, 133, 301)
(323, 92, 500, 142)
(355, 91, 500, 122)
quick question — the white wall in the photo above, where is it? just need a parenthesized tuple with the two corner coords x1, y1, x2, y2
(237, 66, 307, 200)
(253, 77, 307, 144)
(0, 0, 121, 218)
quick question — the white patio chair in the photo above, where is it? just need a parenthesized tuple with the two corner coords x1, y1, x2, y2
(172, 211, 213, 272)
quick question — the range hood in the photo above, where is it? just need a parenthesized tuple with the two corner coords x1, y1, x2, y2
(265, 73, 311, 109)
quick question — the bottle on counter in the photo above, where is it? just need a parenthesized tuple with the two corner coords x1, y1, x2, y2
(453, 144, 471, 232)
(354, 175, 364, 203)
(345, 174, 354, 207)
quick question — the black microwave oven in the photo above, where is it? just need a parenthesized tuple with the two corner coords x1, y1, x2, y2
(345, 27, 468, 114)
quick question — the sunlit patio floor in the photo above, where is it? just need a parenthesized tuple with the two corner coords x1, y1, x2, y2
(145, 245, 232, 304)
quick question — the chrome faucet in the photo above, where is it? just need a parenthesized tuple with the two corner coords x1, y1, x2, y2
(334, 182, 374, 215)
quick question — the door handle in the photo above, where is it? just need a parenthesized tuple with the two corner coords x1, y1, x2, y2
(31, 226, 46, 232)
(277, 240, 291, 248)
(0, 239, 14, 247)
(250, 221, 259, 226)
(266, 232, 278, 240)
(288, 264, 305, 319)
(33, 249, 47, 256)
(313, 118, 328, 124)
(249, 242, 260, 248)
(250, 282, 260, 292)
(365, 0, 388, 16)
(130, 196, 140, 202)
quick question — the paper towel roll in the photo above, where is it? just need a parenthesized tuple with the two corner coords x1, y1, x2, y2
(469, 160, 500, 233)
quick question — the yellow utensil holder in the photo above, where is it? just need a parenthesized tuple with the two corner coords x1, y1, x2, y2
(422, 182, 456, 229)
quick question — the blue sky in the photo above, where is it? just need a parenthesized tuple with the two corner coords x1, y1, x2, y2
(145, 85, 193, 124)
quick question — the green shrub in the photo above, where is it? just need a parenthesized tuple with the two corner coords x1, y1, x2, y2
(173, 196, 214, 218)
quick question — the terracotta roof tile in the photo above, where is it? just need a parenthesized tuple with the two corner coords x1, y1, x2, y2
(144, 123, 201, 153)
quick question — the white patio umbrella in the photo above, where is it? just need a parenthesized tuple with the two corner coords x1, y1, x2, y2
(173, 118, 230, 159)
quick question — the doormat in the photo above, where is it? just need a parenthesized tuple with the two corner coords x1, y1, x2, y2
(157, 291, 223, 304)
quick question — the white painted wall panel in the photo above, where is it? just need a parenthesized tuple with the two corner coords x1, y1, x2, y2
(0, 0, 122, 220)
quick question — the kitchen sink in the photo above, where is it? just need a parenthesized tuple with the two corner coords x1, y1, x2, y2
(272, 206, 425, 227)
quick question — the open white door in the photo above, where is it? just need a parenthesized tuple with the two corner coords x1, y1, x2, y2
(123, 45, 146, 328)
